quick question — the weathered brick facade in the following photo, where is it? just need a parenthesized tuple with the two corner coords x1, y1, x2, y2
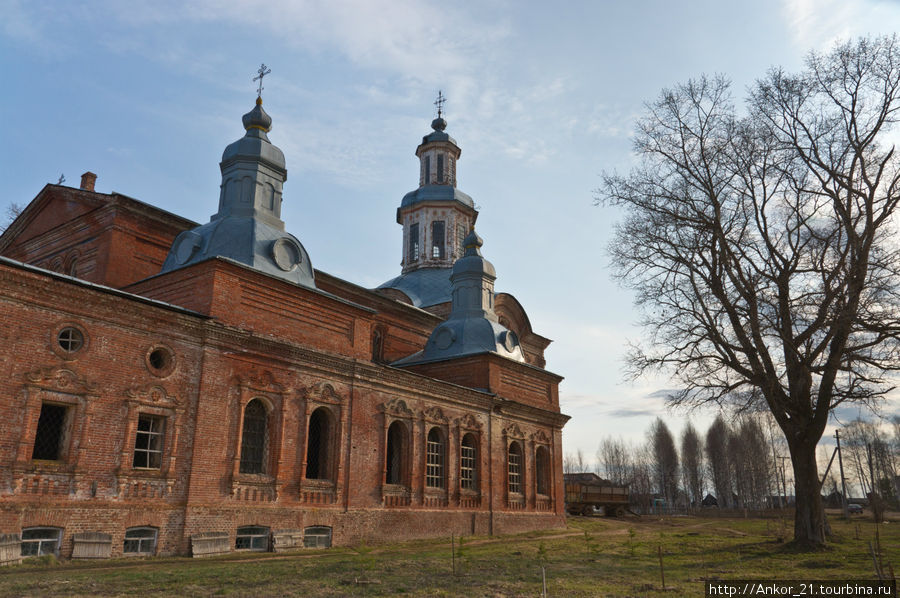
(0, 108, 568, 561)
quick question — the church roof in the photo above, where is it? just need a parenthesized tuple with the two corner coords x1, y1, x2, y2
(377, 267, 452, 308)
(399, 184, 474, 211)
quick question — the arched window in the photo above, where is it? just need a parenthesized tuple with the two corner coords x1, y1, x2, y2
(508, 441, 523, 494)
(305, 407, 332, 480)
(239, 399, 268, 474)
(385, 420, 407, 485)
(460, 433, 478, 491)
(536, 446, 551, 495)
(425, 427, 445, 489)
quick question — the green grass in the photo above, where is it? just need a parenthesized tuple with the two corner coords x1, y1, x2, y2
(0, 513, 896, 597)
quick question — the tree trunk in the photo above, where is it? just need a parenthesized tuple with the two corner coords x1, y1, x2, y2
(789, 437, 827, 548)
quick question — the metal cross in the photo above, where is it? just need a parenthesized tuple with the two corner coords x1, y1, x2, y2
(434, 90, 446, 118)
(253, 63, 272, 97)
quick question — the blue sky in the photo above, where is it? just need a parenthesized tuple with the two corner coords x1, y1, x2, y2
(3, 0, 900, 466)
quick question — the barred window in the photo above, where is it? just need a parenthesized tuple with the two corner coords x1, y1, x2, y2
(386, 421, 407, 485)
(31, 403, 69, 461)
(425, 427, 445, 489)
(508, 441, 522, 494)
(431, 221, 445, 259)
(536, 446, 551, 495)
(21, 527, 62, 557)
(239, 399, 268, 474)
(305, 408, 331, 480)
(235, 525, 269, 551)
(303, 526, 332, 548)
(132, 414, 164, 469)
(123, 527, 157, 555)
(460, 433, 477, 491)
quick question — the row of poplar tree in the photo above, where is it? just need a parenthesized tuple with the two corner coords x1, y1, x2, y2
(565, 415, 900, 513)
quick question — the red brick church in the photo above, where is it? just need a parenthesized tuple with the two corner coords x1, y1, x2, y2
(0, 92, 568, 561)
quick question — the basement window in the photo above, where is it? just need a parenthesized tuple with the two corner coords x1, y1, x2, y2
(123, 527, 158, 555)
(31, 403, 70, 461)
(21, 527, 62, 557)
(303, 526, 332, 548)
(235, 526, 269, 551)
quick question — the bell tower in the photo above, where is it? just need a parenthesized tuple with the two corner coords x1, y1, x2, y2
(398, 93, 478, 274)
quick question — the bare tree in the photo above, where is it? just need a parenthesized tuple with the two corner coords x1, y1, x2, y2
(598, 436, 632, 485)
(706, 415, 733, 508)
(681, 422, 704, 508)
(1, 202, 23, 233)
(649, 418, 679, 506)
(598, 37, 900, 547)
(729, 416, 772, 509)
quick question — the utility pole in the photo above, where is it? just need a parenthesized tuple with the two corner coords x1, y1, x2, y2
(835, 430, 848, 517)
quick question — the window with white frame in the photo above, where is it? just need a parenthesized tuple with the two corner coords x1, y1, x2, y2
(508, 441, 522, 494)
(123, 527, 158, 555)
(235, 525, 269, 551)
(460, 433, 477, 491)
(132, 414, 164, 469)
(21, 527, 62, 557)
(425, 427, 445, 489)
(303, 526, 332, 548)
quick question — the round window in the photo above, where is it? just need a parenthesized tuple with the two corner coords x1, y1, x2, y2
(57, 327, 84, 354)
(145, 346, 175, 377)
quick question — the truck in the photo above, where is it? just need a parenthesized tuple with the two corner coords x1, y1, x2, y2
(564, 473, 630, 517)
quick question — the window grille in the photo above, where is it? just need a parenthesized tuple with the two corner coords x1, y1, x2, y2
(132, 414, 164, 469)
(431, 221, 445, 259)
(386, 421, 405, 485)
(425, 428, 444, 488)
(239, 400, 267, 474)
(235, 526, 269, 551)
(21, 527, 62, 557)
(409, 223, 420, 262)
(31, 403, 68, 461)
(460, 434, 477, 491)
(508, 442, 522, 494)
(536, 446, 550, 495)
(305, 408, 330, 480)
(123, 527, 157, 555)
(303, 526, 332, 548)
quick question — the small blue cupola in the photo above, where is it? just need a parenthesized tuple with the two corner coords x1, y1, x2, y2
(393, 229, 525, 364)
(160, 95, 315, 288)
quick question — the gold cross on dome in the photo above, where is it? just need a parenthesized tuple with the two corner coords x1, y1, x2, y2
(253, 63, 272, 97)
(434, 90, 446, 118)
